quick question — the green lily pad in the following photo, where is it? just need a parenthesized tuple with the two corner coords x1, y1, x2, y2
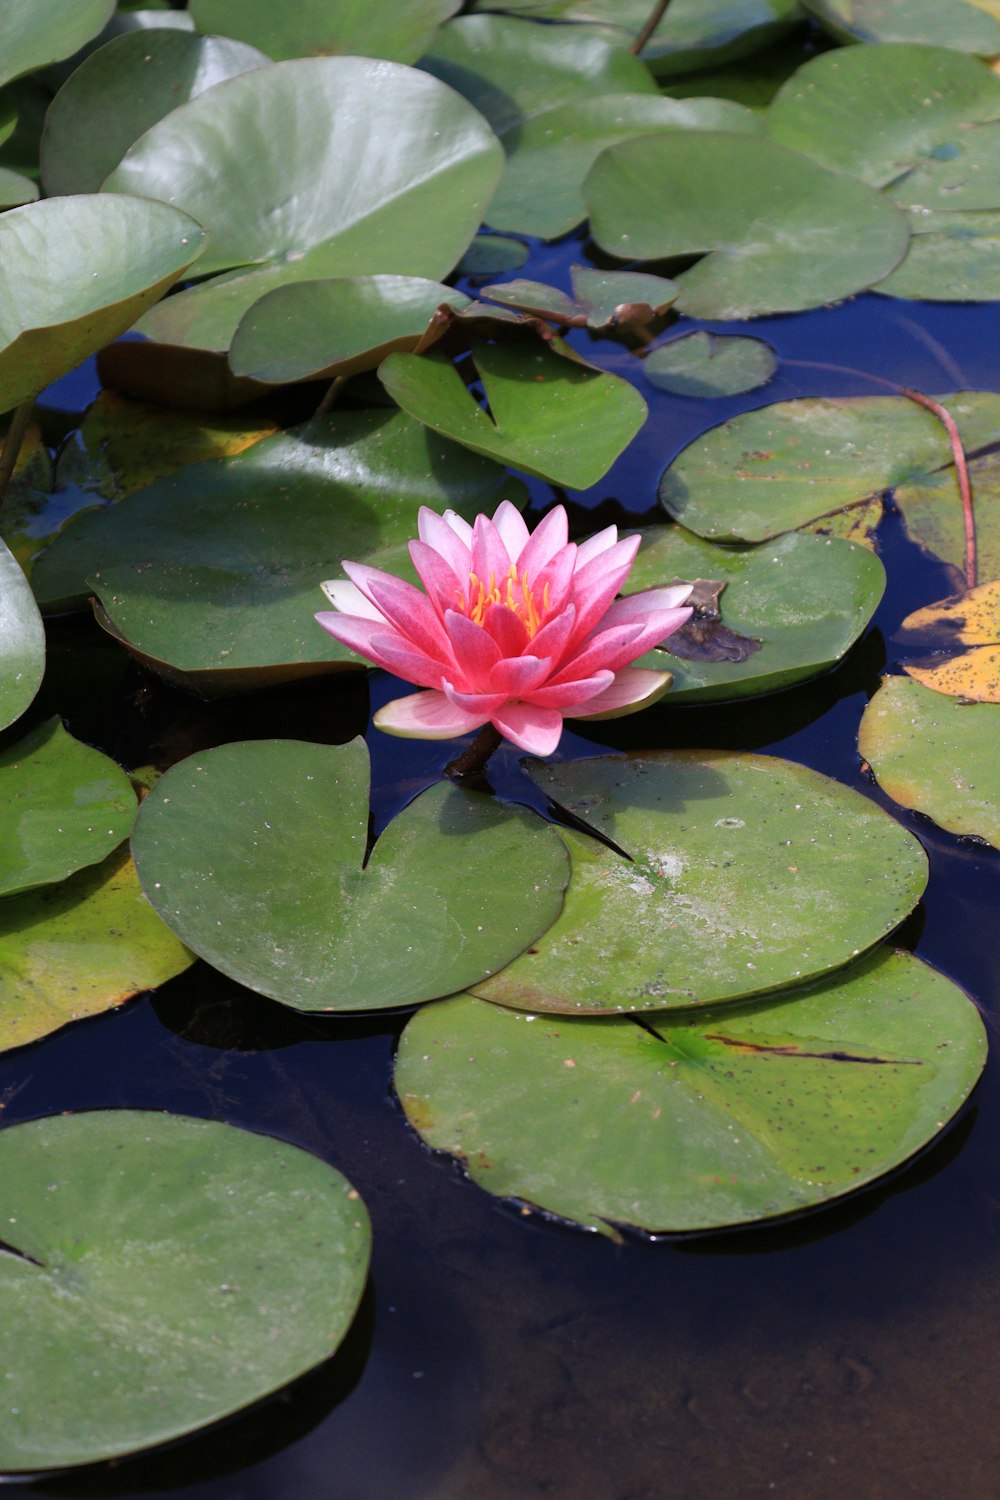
(229, 276, 470, 385)
(799, 0, 1000, 52)
(767, 44, 1000, 213)
(397, 948, 986, 1234)
(859, 674, 1000, 846)
(0, 1110, 370, 1470)
(132, 738, 570, 1012)
(464, 0, 801, 78)
(664, 32, 820, 108)
(895, 446, 1000, 586)
(625, 529, 885, 701)
(473, 751, 927, 1014)
(643, 331, 777, 397)
(485, 92, 760, 242)
(0, 718, 136, 898)
(658, 391, 1000, 541)
(0, 540, 43, 731)
(190, 0, 461, 64)
(0, 195, 206, 415)
(0, 167, 36, 208)
(32, 409, 527, 691)
(585, 132, 910, 319)
(0, 849, 193, 1056)
(482, 266, 678, 330)
(457, 234, 529, 276)
(0, 0, 115, 90)
(40, 29, 269, 197)
(380, 336, 647, 488)
(874, 209, 1000, 301)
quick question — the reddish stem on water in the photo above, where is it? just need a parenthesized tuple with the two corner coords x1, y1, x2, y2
(900, 387, 977, 590)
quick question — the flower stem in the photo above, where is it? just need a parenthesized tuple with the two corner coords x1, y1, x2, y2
(900, 387, 976, 590)
(0, 396, 35, 521)
(445, 724, 503, 781)
(630, 0, 672, 54)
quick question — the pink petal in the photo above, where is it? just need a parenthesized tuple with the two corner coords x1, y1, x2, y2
(550, 621, 648, 682)
(442, 680, 510, 715)
(526, 669, 614, 709)
(374, 689, 487, 740)
(517, 505, 569, 577)
(371, 636, 453, 691)
(481, 600, 530, 657)
(471, 512, 513, 584)
(320, 579, 387, 622)
(568, 667, 673, 720)
(600, 585, 693, 629)
(565, 537, 644, 647)
(314, 612, 405, 670)
(574, 524, 618, 569)
(487, 654, 552, 696)
(530, 604, 577, 669)
(443, 609, 502, 688)
(492, 499, 530, 561)
(409, 538, 465, 616)
(532, 540, 578, 620)
(347, 564, 453, 661)
(442, 509, 473, 549)
(491, 702, 565, 756)
(417, 507, 472, 578)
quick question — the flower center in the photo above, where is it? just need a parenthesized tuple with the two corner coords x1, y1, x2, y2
(459, 565, 550, 638)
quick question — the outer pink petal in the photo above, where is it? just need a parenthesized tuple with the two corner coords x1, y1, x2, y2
(553, 606, 692, 681)
(409, 538, 465, 616)
(443, 509, 473, 548)
(517, 505, 568, 577)
(481, 600, 530, 657)
(315, 612, 406, 670)
(348, 565, 453, 661)
(375, 690, 488, 740)
(443, 609, 502, 688)
(492, 499, 530, 561)
(418, 507, 472, 577)
(371, 637, 453, 690)
(565, 538, 644, 647)
(525, 669, 614, 709)
(442, 680, 510, 715)
(320, 579, 387, 622)
(568, 667, 673, 720)
(599, 585, 694, 629)
(487, 654, 552, 697)
(471, 513, 513, 583)
(574, 525, 618, 569)
(491, 702, 565, 756)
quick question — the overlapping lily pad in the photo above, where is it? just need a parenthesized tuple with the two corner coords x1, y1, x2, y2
(32, 409, 526, 690)
(625, 529, 885, 701)
(0, 195, 206, 414)
(799, 0, 1000, 52)
(643, 331, 777, 397)
(897, 581, 1000, 701)
(0, 540, 43, 731)
(473, 752, 927, 1014)
(0, 1110, 370, 1470)
(585, 132, 910, 319)
(0, 0, 114, 90)
(380, 337, 647, 488)
(658, 392, 1000, 541)
(229, 276, 470, 385)
(40, 29, 269, 196)
(0, 719, 136, 898)
(874, 210, 1000, 302)
(190, 0, 461, 64)
(0, 849, 193, 1056)
(397, 948, 986, 1234)
(895, 447, 1000, 585)
(860, 674, 1000, 846)
(482, 266, 678, 330)
(132, 738, 570, 1012)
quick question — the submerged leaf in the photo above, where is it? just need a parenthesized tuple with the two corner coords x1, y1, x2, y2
(643, 331, 777, 397)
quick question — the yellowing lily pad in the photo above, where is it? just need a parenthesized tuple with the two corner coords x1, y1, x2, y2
(397, 948, 986, 1234)
(474, 752, 927, 1014)
(897, 580, 1000, 701)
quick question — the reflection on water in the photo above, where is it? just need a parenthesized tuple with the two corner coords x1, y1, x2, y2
(3, 294, 1000, 1499)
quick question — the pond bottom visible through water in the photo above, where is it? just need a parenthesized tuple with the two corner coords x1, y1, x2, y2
(4, 293, 1000, 1500)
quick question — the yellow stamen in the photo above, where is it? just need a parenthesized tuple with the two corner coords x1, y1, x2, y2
(463, 563, 548, 637)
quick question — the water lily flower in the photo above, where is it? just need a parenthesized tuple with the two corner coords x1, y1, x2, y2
(316, 501, 692, 758)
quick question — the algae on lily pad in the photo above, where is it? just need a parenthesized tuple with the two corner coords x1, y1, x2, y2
(398, 948, 986, 1234)
(132, 737, 570, 1012)
(0, 1110, 370, 1471)
(474, 751, 927, 1014)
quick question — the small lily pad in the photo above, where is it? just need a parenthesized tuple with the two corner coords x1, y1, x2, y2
(132, 738, 570, 1012)
(0, 849, 193, 1056)
(482, 267, 678, 331)
(0, 719, 135, 898)
(474, 752, 927, 1014)
(397, 948, 986, 1234)
(643, 331, 777, 397)
(859, 673, 1000, 846)
(625, 529, 885, 701)
(0, 540, 44, 731)
(0, 1110, 370, 1470)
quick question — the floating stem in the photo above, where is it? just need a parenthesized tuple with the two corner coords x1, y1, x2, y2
(900, 387, 976, 590)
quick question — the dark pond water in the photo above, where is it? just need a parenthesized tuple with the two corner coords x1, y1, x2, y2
(4, 263, 1000, 1499)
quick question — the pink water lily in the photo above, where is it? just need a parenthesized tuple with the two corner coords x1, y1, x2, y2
(316, 501, 692, 758)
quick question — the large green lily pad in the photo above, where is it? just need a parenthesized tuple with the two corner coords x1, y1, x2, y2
(799, 0, 1000, 52)
(767, 44, 1000, 213)
(625, 529, 885, 701)
(859, 673, 1000, 846)
(0, 1110, 370, 1470)
(380, 337, 647, 488)
(658, 391, 1000, 541)
(397, 948, 986, 1234)
(0, 195, 206, 414)
(0, 719, 136, 899)
(0, 0, 115, 90)
(32, 409, 526, 690)
(190, 0, 461, 64)
(229, 276, 470, 385)
(474, 752, 927, 1013)
(0, 849, 193, 1056)
(40, 29, 269, 197)
(585, 131, 910, 319)
(132, 738, 570, 1012)
(0, 540, 43, 731)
